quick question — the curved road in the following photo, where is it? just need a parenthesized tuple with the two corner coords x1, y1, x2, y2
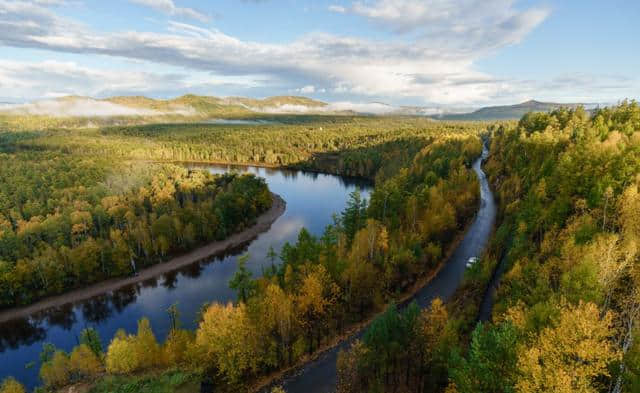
(266, 142, 497, 393)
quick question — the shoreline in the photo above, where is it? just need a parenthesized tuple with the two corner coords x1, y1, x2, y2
(0, 193, 286, 324)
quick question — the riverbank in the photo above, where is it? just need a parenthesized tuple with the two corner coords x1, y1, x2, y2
(0, 193, 286, 324)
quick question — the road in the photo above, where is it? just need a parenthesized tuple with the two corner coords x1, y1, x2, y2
(265, 142, 497, 393)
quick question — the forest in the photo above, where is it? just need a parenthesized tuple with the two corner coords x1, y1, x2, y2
(1, 101, 639, 393)
(335, 101, 640, 393)
(0, 116, 483, 308)
(0, 115, 484, 392)
(0, 153, 272, 307)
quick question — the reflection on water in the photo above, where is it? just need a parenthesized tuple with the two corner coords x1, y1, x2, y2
(0, 165, 371, 390)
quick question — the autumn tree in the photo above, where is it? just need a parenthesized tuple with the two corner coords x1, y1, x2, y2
(194, 302, 259, 385)
(39, 350, 71, 388)
(0, 378, 25, 393)
(69, 344, 103, 379)
(516, 302, 619, 393)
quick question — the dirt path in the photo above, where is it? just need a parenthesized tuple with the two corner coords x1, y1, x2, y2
(0, 193, 286, 324)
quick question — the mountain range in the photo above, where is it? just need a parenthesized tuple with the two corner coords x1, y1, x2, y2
(0, 95, 598, 120)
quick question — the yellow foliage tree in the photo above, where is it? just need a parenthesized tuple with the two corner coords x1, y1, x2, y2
(105, 332, 139, 374)
(163, 329, 192, 367)
(69, 344, 103, 379)
(39, 351, 71, 388)
(260, 283, 295, 366)
(134, 318, 161, 370)
(516, 302, 619, 393)
(195, 302, 258, 384)
(0, 378, 25, 393)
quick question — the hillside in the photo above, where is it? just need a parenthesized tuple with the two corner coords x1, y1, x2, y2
(0, 95, 329, 120)
(431, 99, 591, 120)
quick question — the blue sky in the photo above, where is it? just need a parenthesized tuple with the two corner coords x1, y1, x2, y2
(0, 0, 638, 108)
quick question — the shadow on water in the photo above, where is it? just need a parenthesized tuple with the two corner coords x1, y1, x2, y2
(0, 240, 254, 352)
(266, 142, 496, 393)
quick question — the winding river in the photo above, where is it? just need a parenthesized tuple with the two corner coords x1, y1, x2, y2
(0, 166, 371, 390)
(268, 142, 496, 393)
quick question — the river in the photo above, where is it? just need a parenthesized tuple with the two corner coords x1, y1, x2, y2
(0, 166, 371, 390)
(268, 142, 496, 393)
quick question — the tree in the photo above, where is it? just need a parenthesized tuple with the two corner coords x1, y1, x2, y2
(69, 344, 103, 379)
(267, 245, 278, 271)
(0, 378, 25, 393)
(516, 302, 619, 393)
(105, 331, 139, 374)
(337, 340, 368, 393)
(194, 302, 259, 385)
(229, 254, 256, 303)
(80, 327, 103, 359)
(260, 283, 295, 366)
(164, 328, 192, 367)
(341, 189, 367, 244)
(450, 321, 518, 393)
(296, 265, 337, 354)
(167, 302, 181, 331)
(134, 318, 161, 370)
(39, 350, 71, 388)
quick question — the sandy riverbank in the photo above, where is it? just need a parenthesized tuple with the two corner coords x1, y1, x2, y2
(0, 193, 286, 324)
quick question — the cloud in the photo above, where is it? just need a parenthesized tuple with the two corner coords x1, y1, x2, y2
(255, 101, 400, 115)
(129, 0, 209, 22)
(0, 0, 543, 105)
(0, 59, 250, 102)
(6, 0, 632, 107)
(297, 85, 316, 94)
(1, 98, 166, 117)
(328, 5, 346, 13)
(332, 0, 550, 41)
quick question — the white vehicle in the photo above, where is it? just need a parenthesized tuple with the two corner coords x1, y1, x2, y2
(466, 257, 479, 268)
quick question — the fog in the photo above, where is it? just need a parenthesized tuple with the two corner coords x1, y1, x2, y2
(256, 101, 398, 115)
(0, 98, 195, 117)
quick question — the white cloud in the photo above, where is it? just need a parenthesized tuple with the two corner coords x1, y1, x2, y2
(297, 85, 316, 94)
(333, 0, 550, 40)
(129, 0, 209, 22)
(1, 98, 164, 117)
(2, 0, 632, 106)
(0, 0, 549, 105)
(256, 101, 398, 115)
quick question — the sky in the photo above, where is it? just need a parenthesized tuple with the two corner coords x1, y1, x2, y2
(0, 0, 638, 108)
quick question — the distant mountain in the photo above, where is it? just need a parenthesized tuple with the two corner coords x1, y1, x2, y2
(430, 100, 593, 121)
(0, 95, 331, 118)
(0, 95, 602, 121)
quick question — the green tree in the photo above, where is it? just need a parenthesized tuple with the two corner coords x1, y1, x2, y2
(229, 254, 256, 303)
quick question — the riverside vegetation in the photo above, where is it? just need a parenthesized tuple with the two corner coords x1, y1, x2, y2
(0, 115, 483, 392)
(335, 101, 640, 393)
(2, 101, 639, 393)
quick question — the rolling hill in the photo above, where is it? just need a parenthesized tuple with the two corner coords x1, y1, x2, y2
(430, 100, 594, 121)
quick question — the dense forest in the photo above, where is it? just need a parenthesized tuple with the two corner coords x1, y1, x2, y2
(7, 117, 484, 179)
(335, 101, 640, 393)
(0, 116, 484, 392)
(0, 116, 482, 308)
(2, 101, 638, 393)
(0, 153, 272, 307)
